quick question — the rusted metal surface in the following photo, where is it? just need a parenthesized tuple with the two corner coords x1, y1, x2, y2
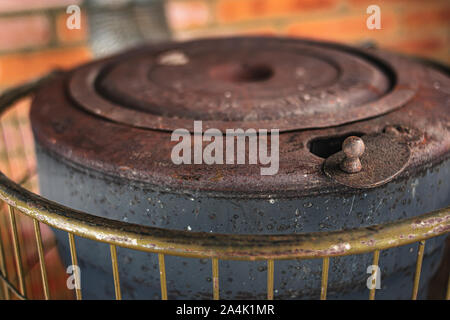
(324, 133, 410, 188)
(68, 37, 416, 132)
(29, 37, 450, 197)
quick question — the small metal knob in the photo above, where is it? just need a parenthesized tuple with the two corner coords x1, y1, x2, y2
(340, 136, 365, 173)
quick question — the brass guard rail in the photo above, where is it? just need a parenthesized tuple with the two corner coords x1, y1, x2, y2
(0, 172, 448, 260)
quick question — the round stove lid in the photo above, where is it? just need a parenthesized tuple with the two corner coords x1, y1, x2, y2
(30, 37, 450, 197)
(69, 37, 416, 132)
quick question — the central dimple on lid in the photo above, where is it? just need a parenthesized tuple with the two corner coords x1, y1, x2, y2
(209, 63, 275, 83)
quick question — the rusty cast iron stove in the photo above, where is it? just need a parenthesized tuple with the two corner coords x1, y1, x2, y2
(29, 37, 449, 299)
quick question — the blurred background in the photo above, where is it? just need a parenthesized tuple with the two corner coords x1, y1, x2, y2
(0, 0, 448, 90)
(0, 0, 448, 299)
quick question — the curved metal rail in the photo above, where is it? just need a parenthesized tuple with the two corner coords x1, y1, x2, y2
(0, 173, 448, 260)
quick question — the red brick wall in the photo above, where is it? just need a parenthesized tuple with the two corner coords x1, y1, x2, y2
(0, 0, 447, 88)
(0, 0, 91, 88)
(165, 0, 450, 64)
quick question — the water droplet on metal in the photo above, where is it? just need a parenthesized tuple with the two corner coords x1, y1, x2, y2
(433, 81, 441, 90)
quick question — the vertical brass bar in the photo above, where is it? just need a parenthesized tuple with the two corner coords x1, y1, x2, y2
(0, 220, 10, 300)
(320, 257, 330, 300)
(0, 122, 13, 177)
(68, 233, 82, 300)
(446, 272, 450, 300)
(158, 253, 167, 300)
(212, 258, 219, 300)
(33, 219, 50, 300)
(369, 250, 380, 300)
(8, 205, 26, 297)
(110, 245, 122, 300)
(14, 108, 33, 169)
(0, 122, 14, 300)
(267, 259, 274, 300)
(412, 241, 426, 300)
